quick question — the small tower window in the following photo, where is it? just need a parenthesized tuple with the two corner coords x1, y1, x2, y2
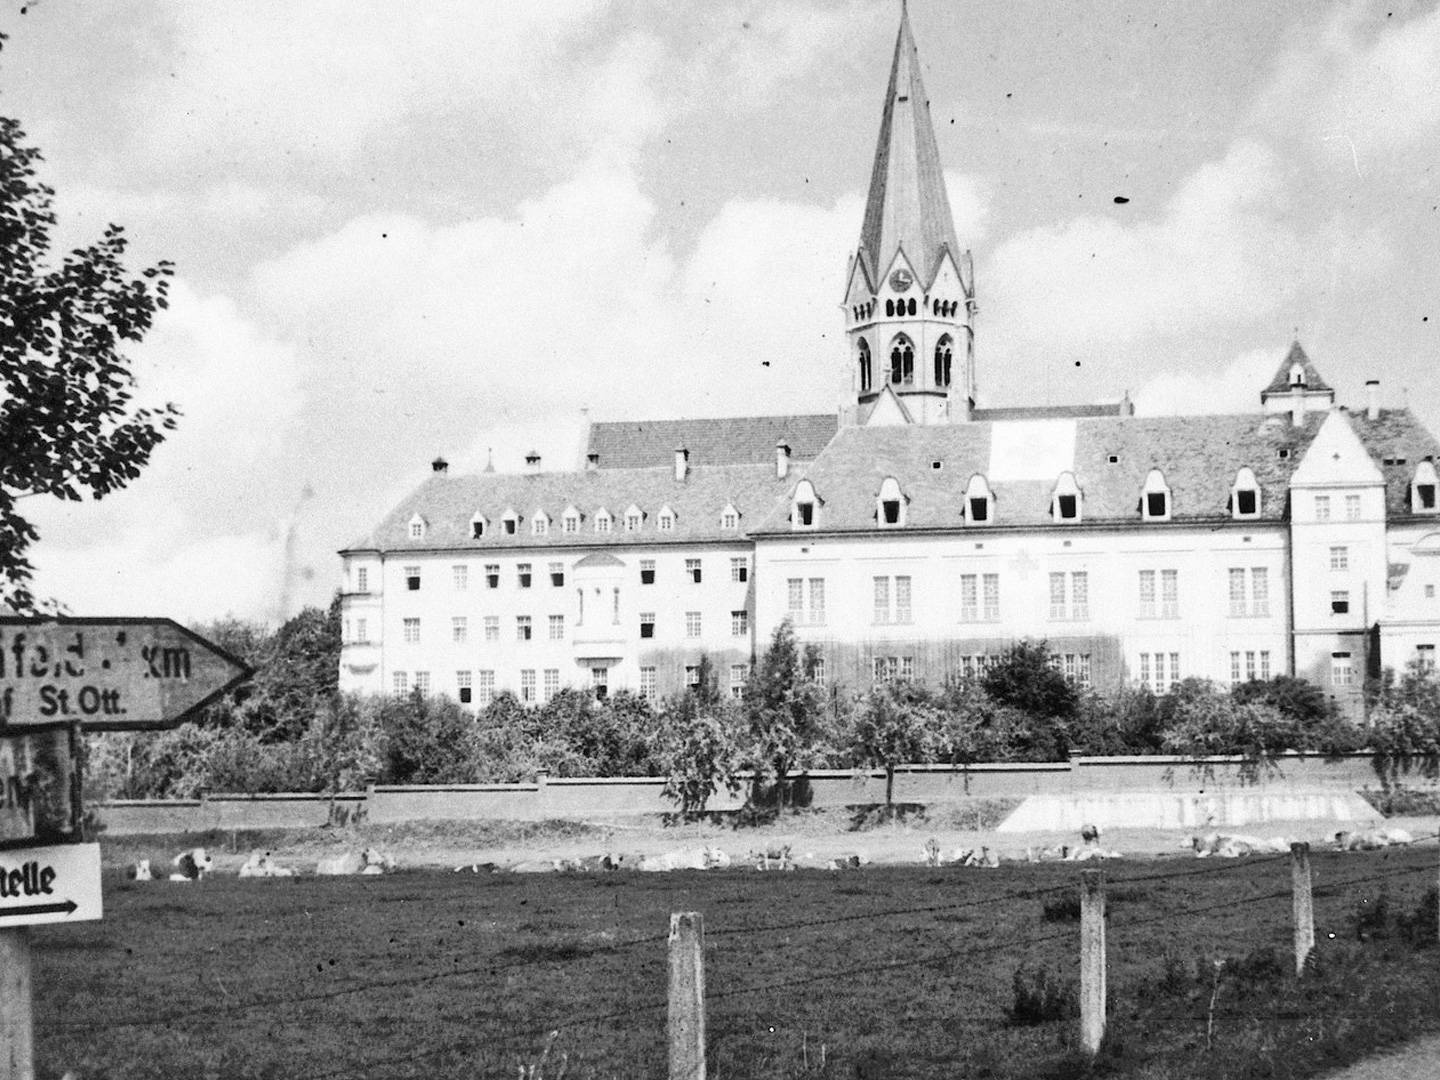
(1289, 363, 1305, 387)
(1231, 467, 1260, 519)
(934, 335, 953, 388)
(877, 477, 906, 527)
(1142, 468, 1172, 521)
(964, 475, 993, 524)
(1051, 472, 1082, 522)
(793, 480, 820, 529)
(1413, 461, 1439, 512)
(858, 338, 872, 393)
(889, 335, 915, 385)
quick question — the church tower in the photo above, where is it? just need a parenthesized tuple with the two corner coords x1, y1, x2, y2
(844, 4, 976, 426)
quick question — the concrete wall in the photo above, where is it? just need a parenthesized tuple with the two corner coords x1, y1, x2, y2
(90, 753, 1435, 834)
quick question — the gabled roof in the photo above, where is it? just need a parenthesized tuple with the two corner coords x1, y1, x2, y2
(586, 414, 837, 469)
(856, 6, 963, 290)
(751, 413, 1333, 533)
(1347, 408, 1440, 517)
(1261, 341, 1334, 397)
(344, 463, 794, 553)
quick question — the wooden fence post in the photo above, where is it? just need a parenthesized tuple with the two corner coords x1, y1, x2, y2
(668, 912, 706, 1080)
(1291, 842, 1314, 976)
(0, 928, 33, 1080)
(1079, 869, 1106, 1056)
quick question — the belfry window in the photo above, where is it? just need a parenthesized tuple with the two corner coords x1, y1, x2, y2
(877, 477, 906, 527)
(889, 335, 914, 385)
(934, 335, 953, 388)
(1142, 469, 1172, 521)
(858, 338, 872, 392)
(886, 299, 895, 317)
(964, 474, 993, 524)
(1231, 467, 1260, 519)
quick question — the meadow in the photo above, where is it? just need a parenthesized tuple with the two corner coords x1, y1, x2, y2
(30, 847, 1440, 1080)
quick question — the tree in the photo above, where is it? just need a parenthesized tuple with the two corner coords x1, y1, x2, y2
(0, 110, 178, 613)
(743, 621, 828, 811)
(1368, 663, 1440, 789)
(851, 681, 938, 806)
(658, 693, 744, 816)
(243, 596, 342, 742)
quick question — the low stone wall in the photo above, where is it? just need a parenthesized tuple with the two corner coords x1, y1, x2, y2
(91, 753, 1426, 834)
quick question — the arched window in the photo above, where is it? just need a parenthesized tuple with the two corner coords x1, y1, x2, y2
(1231, 467, 1260, 519)
(889, 335, 914, 385)
(1051, 472, 1082, 522)
(886, 298, 895, 317)
(876, 476, 906, 527)
(1413, 460, 1439, 513)
(964, 475, 993, 524)
(858, 338, 872, 392)
(934, 335, 953, 387)
(470, 513, 487, 539)
(1142, 469, 1172, 521)
(792, 480, 820, 529)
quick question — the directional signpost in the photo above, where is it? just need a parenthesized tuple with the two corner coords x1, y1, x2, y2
(0, 618, 251, 1078)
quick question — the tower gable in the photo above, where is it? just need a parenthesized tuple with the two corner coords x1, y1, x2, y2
(1291, 411, 1384, 488)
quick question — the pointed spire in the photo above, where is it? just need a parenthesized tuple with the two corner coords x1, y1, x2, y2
(857, 4, 962, 287)
(1262, 340, 1333, 397)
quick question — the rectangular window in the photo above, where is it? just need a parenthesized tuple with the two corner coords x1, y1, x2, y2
(640, 559, 656, 585)
(1245, 650, 1256, 681)
(405, 565, 421, 591)
(1072, 571, 1089, 620)
(355, 618, 368, 644)
(960, 574, 978, 622)
(451, 617, 467, 644)
(895, 575, 912, 623)
(732, 610, 748, 637)
(1330, 546, 1349, 571)
(1230, 651, 1241, 685)
(548, 614, 564, 640)
(403, 618, 420, 643)
(1228, 568, 1246, 617)
(457, 670, 472, 704)
(477, 671, 495, 706)
(1160, 570, 1178, 618)
(356, 567, 369, 593)
(520, 670, 535, 703)
(518, 563, 532, 588)
(873, 576, 891, 624)
(1260, 650, 1271, 680)
(543, 669, 560, 702)
(1315, 495, 1331, 521)
(453, 565, 468, 590)
(808, 578, 826, 625)
(686, 558, 702, 583)
(787, 578, 804, 617)
(533, 516, 548, 536)
(516, 616, 532, 641)
(983, 574, 1000, 621)
(729, 664, 749, 698)
(873, 656, 899, 684)
(1417, 644, 1436, 672)
(1138, 570, 1156, 618)
(731, 557, 749, 583)
(414, 671, 430, 695)
(686, 611, 702, 638)
(1331, 590, 1350, 614)
(900, 656, 914, 680)
(1168, 654, 1180, 693)
(596, 515, 611, 534)
(392, 671, 408, 694)
(483, 616, 499, 641)
(809, 657, 827, 686)
(623, 512, 640, 533)
(563, 514, 579, 534)
(640, 612, 655, 638)
(1049, 572, 1066, 619)
(1331, 652, 1354, 687)
(612, 586, 621, 625)
(685, 665, 700, 689)
(549, 562, 565, 587)
(1345, 494, 1362, 521)
(485, 564, 499, 589)
(1229, 567, 1270, 617)
(1252, 568, 1269, 616)
(639, 666, 657, 700)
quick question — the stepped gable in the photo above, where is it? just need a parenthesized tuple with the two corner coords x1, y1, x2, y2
(585, 414, 837, 470)
(752, 412, 1330, 532)
(1347, 407, 1440, 516)
(344, 463, 790, 553)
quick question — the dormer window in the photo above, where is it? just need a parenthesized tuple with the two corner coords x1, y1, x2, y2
(470, 513, 487, 539)
(1051, 472, 1082, 522)
(876, 477, 906, 527)
(720, 504, 739, 530)
(658, 505, 676, 532)
(501, 508, 519, 535)
(595, 508, 612, 534)
(408, 514, 426, 540)
(623, 504, 644, 533)
(1231, 467, 1260, 519)
(1142, 469, 1171, 521)
(1414, 461, 1439, 513)
(562, 506, 581, 534)
(532, 512, 549, 536)
(792, 480, 819, 529)
(889, 335, 915, 385)
(964, 475, 993, 525)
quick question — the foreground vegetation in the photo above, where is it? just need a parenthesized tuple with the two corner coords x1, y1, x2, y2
(83, 603, 1440, 810)
(33, 849, 1440, 1079)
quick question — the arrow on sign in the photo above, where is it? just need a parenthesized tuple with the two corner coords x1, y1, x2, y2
(0, 617, 253, 731)
(0, 899, 77, 920)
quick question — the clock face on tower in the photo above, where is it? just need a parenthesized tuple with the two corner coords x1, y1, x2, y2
(888, 268, 913, 292)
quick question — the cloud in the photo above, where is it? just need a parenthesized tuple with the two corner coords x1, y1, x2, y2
(1131, 348, 1282, 417)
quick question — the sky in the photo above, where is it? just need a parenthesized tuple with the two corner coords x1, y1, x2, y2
(5, 0, 1438, 627)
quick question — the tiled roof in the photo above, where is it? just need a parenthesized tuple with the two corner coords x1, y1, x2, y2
(751, 412, 1336, 532)
(344, 463, 793, 553)
(973, 403, 1131, 422)
(1347, 408, 1440, 517)
(586, 414, 837, 470)
(1261, 341, 1334, 396)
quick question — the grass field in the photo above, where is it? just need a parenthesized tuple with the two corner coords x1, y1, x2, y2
(31, 848, 1440, 1080)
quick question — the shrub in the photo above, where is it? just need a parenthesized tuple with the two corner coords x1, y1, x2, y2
(1009, 965, 1077, 1025)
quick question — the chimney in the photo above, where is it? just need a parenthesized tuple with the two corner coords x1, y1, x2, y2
(524, 449, 542, 474)
(776, 440, 791, 479)
(1365, 380, 1380, 421)
(585, 451, 600, 472)
(674, 446, 689, 482)
(431, 456, 449, 474)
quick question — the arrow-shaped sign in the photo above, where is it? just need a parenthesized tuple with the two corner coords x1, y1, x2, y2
(0, 843, 101, 927)
(0, 899, 77, 920)
(0, 618, 252, 731)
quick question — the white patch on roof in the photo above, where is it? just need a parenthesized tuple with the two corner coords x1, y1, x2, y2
(987, 420, 1077, 481)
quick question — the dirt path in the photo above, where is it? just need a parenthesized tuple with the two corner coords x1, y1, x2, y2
(1319, 1033, 1440, 1080)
